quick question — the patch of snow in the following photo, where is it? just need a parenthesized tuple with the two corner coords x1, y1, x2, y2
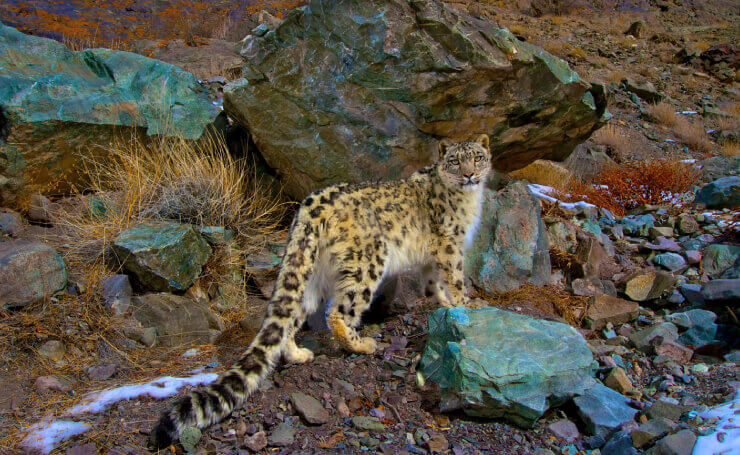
(680, 110, 699, 115)
(666, 138, 676, 143)
(68, 373, 218, 415)
(681, 159, 698, 163)
(527, 184, 597, 212)
(21, 419, 91, 455)
(693, 392, 740, 455)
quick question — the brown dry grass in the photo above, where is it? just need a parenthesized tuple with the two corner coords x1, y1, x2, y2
(561, 159, 701, 216)
(673, 117, 713, 153)
(50, 131, 286, 300)
(508, 160, 574, 192)
(720, 142, 740, 157)
(646, 102, 679, 126)
(591, 124, 633, 157)
(477, 283, 588, 327)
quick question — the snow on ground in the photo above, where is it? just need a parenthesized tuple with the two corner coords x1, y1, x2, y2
(693, 392, 740, 455)
(21, 372, 218, 454)
(527, 184, 597, 212)
(21, 420, 91, 455)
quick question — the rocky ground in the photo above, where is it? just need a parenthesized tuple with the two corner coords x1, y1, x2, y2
(1, 1, 739, 455)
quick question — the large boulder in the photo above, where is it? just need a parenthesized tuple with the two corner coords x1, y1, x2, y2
(224, 0, 608, 198)
(112, 222, 212, 292)
(0, 24, 223, 205)
(693, 176, 740, 209)
(701, 244, 740, 278)
(0, 241, 67, 309)
(131, 293, 223, 347)
(420, 306, 596, 427)
(464, 181, 550, 293)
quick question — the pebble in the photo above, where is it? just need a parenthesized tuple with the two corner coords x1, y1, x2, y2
(244, 431, 267, 452)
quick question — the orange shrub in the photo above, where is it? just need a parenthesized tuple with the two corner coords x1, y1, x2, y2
(560, 160, 700, 216)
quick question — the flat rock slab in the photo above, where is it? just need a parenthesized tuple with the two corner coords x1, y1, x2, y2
(112, 222, 212, 292)
(0, 240, 67, 309)
(224, 0, 607, 199)
(624, 272, 675, 301)
(420, 306, 596, 427)
(585, 294, 639, 330)
(290, 392, 330, 425)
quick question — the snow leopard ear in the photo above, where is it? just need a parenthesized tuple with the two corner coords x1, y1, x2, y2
(473, 134, 489, 151)
(438, 138, 454, 156)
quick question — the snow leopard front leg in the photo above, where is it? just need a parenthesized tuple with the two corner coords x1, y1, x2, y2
(432, 237, 473, 308)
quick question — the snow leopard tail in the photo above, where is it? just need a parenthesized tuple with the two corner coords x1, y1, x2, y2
(149, 207, 320, 450)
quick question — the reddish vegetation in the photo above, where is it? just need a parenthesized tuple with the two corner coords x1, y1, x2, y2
(0, 0, 307, 50)
(561, 160, 701, 217)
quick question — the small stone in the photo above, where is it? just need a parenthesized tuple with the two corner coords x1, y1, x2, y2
(336, 399, 350, 417)
(629, 323, 679, 352)
(426, 432, 449, 453)
(547, 419, 580, 442)
(0, 209, 23, 236)
(652, 253, 686, 272)
(87, 363, 117, 381)
(625, 20, 645, 38)
(685, 250, 701, 265)
(649, 429, 696, 455)
(602, 430, 639, 455)
(690, 363, 708, 374)
(649, 226, 674, 239)
(573, 383, 638, 437)
(631, 417, 676, 448)
(572, 277, 604, 296)
(604, 367, 633, 394)
(268, 422, 295, 447)
(64, 443, 97, 455)
(35, 375, 73, 393)
(38, 340, 66, 361)
(701, 279, 740, 302)
(180, 426, 202, 453)
(244, 431, 267, 452)
(701, 244, 740, 278)
(290, 392, 329, 425)
(28, 195, 55, 223)
(352, 415, 385, 432)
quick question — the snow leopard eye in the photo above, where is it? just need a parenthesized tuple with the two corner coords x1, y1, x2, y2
(450, 159, 460, 166)
(474, 155, 483, 162)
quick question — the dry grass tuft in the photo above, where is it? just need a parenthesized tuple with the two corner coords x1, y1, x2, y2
(477, 283, 588, 327)
(561, 159, 701, 217)
(51, 132, 286, 295)
(591, 124, 633, 157)
(720, 141, 740, 157)
(646, 102, 679, 126)
(673, 117, 713, 153)
(508, 160, 574, 193)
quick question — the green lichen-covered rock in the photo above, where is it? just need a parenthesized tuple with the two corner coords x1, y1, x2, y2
(0, 23, 222, 205)
(420, 306, 597, 427)
(224, 0, 608, 199)
(464, 181, 550, 293)
(701, 244, 740, 278)
(112, 222, 212, 292)
(0, 240, 67, 308)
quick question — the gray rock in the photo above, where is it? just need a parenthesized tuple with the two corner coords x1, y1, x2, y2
(678, 283, 705, 305)
(647, 429, 696, 455)
(224, 0, 607, 199)
(572, 277, 605, 296)
(573, 383, 638, 437)
(701, 244, 740, 278)
(620, 215, 655, 237)
(652, 253, 686, 272)
(0, 241, 67, 309)
(649, 227, 674, 239)
(646, 399, 688, 421)
(642, 237, 682, 253)
(87, 363, 117, 381)
(693, 176, 740, 208)
(38, 340, 66, 361)
(35, 375, 73, 393)
(420, 306, 596, 427)
(602, 430, 639, 455)
(27, 195, 56, 223)
(180, 426, 201, 453)
(64, 443, 98, 455)
(244, 431, 267, 452)
(624, 272, 675, 301)
(684, 250, 701, 265)
(132, 293, 223, 347)
(112, 222, 212, 292)
(352, 416, 385, 432)
(290, 392, 330, 425)
(676, 214, 699, 234)
(465, 181, 550, 293)
(631, 417, 676, 448)
(623, 78, 663, 103)
(197, 226, 234, 246)
(0, 209, 23, 236)
(100, 275, 132, 315)
(629, 323, 679, 352)
(547, 419, 580, 442)
(701, 279, 740, 302)
(268, 422, 295, 447)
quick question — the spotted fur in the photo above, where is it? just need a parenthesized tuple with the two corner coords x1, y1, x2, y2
(149, 135, 492, 450)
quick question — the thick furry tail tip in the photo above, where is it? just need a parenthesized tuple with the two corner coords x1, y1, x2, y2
(148, 413, 178, 451)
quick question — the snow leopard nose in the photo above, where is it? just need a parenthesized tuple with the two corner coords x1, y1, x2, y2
(463, 172, 474, 179)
